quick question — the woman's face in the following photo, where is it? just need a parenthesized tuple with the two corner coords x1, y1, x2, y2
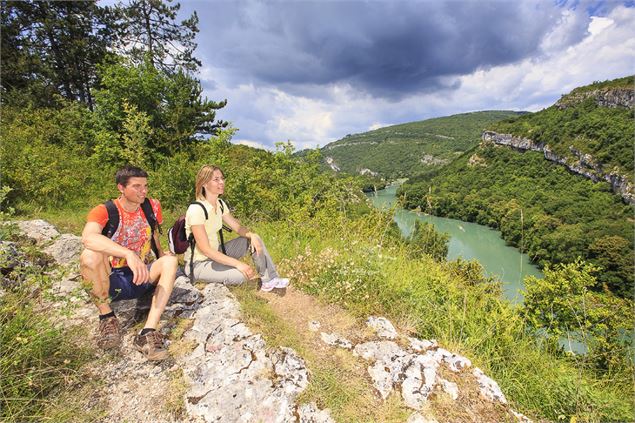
(205, 169, 225, 196)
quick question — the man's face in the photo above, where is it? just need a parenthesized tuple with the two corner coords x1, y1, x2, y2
(118, 177, 148, 204)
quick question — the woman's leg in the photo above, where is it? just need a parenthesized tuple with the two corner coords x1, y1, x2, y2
(185, 259, 247, 286)
(223, 236, 280, 282)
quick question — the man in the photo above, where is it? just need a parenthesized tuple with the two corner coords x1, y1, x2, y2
(80, 165, 178, 361)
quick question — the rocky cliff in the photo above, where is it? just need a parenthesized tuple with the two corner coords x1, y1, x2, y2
(555, 87, 634, 109)
(481, 131, 634, 205)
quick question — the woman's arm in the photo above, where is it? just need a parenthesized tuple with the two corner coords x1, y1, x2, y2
(222, 213, 263, 255)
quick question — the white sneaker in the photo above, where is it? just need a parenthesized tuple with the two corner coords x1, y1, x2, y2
(273, 277, 289, 288)
(260, 279, 277, 292)
(260, 277, 290, 292)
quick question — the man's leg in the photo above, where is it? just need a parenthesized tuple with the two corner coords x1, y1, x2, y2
(144, 255, 178, 329)
(80, 249, 112, 313)
(80, 249, 122, 350)
(132, 255, 178, 361)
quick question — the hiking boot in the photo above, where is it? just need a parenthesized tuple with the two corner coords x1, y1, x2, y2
(133, 330, 169, 361)
(97, 316, 122, 350)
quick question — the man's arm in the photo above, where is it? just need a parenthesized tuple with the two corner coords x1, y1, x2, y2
(81, 221, 149, 284)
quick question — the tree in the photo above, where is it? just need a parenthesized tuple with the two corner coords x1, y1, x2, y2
(522, 260, 633, 373)
(113, 0, 200, 73)
(408, 221, 449, 261)
(1, 1, 114, 108)
(94, 59, 226, 161)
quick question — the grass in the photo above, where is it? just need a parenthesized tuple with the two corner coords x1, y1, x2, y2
(253, 214, 634, 422)
(232, 283, 412, 422)
(0, 224, 97, 422)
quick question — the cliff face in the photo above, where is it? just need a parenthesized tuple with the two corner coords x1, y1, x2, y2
(482, 131, 634, 205)
(555, 87, 634, 109)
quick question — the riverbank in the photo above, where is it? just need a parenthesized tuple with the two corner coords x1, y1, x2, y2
(366, 184, 543, 303)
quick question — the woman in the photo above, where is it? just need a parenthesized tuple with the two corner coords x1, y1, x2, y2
(184, 165, 289, 291)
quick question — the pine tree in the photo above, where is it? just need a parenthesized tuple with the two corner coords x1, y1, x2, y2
(113, 0, 200, 73)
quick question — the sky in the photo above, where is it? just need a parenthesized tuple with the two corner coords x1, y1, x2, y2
(175, 0, 635, 151)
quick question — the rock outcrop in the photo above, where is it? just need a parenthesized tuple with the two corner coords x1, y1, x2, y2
(555, 87, 634, 110)
(320, 315, 531, 422)
(482, 131, 635, 205)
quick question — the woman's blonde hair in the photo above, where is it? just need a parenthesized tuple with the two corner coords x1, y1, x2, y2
(195, 165, 224, 200)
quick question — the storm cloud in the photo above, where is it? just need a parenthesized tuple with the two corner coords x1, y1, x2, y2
(194, 1, 586, 98)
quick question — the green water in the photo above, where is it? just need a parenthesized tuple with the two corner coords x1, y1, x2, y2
(367, 184, 544, 304)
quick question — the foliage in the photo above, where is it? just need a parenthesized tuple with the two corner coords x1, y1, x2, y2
(0, 234, 92, 422)
(522, 260, 633, 374)
(321, 111, 521, 179)
(259, 212, 633, 422)
(0, 102, 113, 211)
(0, 1, 114, 109)
(113, 0, 201, 73)
(399, 144, 634, 298)
(407, 220, 449, 261)
(94, 58, 227, 162)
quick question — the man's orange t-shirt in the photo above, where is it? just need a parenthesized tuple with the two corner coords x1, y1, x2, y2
(87, 198, 163, 268)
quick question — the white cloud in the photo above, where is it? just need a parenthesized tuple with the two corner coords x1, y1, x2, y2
(199, 4, 635, 151)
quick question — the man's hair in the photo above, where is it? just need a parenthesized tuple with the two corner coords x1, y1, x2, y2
(115, 165, 148, 186)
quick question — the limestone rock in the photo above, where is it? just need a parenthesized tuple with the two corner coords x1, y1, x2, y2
(271, 347, 309, 395)
(402, 353, 439, 409)
(51, 272, 83, 295)
(181, 282, 324, 422)
(473, 367, 507, 404)
(439, 378, 459, 400)
(408, 337, 437, 352)
(44, 234, 82, 266)
(366, 316, 398, 339)
(433, 348, 472, 372)
(16, 219, 60, 243)
(354, 340, 402, 361)
(320, 332, 353, 349)
(298, 402, 335, 423)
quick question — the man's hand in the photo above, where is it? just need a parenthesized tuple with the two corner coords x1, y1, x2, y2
(237, 262, 257, 280)
(126, 251, 148, 285)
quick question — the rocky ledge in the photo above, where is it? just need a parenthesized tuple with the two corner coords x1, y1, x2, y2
(5, 219, 535, 422)
(555, 87, 634, 110)
(482, 131, 634, 205)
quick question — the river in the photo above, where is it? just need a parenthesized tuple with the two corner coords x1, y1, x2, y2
(367, 184, 544, 304)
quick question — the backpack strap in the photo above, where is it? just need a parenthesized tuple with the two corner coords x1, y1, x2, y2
(102, 200, 119, 238)
(140, 198, 161, 258)
(218, 198, 228, 255)
(188, 201, 208, 284)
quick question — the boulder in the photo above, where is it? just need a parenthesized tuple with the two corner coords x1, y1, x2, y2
(366, 316, 398, 339)
(16, 219, 59, 243)
(44, 234, 82, 266)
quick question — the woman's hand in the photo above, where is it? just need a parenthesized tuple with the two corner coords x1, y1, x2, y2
(237, 262, 257, 280)
(247, 232, 263, 256)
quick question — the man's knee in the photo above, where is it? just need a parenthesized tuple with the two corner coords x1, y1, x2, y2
(80, 249, 107, 272)
(158, 255, 178, 272)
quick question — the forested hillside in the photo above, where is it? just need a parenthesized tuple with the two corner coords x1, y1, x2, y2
(399, 76, 634, 298)
(320, 111, 522, 179)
